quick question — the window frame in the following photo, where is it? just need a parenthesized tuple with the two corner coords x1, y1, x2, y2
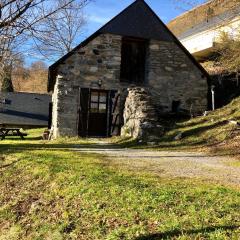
(120, 37, 148, 84)
(90, 90, 108, 113)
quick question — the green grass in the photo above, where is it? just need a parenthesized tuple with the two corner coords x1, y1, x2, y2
(0, 97, 240, 239)
(0, 130, 240, 239)
(112, 97, 240, 156)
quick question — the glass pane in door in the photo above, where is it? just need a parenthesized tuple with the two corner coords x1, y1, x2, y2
(99, 92, 107, 103)
(91, 92, 99, 102)
(99, 103, 107, 113)
(90, 103, 98, 112)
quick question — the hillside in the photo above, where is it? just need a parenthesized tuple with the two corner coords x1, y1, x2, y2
(0, 61, 48, 94)
(117, 96, 240, 156)
(167, 0, 240, 37)
(151, 96, 240, 156)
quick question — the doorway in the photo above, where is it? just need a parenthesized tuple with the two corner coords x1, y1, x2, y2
(88, 90, 108, 137)
(78, 88, 121, 137)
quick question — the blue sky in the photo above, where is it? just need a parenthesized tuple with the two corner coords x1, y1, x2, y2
(83, 0, 206, 38)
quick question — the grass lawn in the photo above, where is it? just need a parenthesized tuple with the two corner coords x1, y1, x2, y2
(0, 130, 240, 239)
(113, 97, 240, 159)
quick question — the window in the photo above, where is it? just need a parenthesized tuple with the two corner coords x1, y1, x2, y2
(120, 37, 147, 84)
(172, 101, 181, 113)
(90, 90, 107, 113)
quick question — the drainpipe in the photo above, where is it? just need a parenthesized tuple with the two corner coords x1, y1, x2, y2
(211, 85, 215, 111)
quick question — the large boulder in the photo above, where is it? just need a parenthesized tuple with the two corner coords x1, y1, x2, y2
(121, 87, 164, 140)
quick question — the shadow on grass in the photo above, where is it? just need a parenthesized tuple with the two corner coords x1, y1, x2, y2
(0, 136, 43, 141)
(179, 118, 208, 128)
(1, 141, 240, 159)
(135, 225, 240, 240)
(0, 142, 122, 155)
(160, 121, 227, 143)
(0, 118, 237, 157)
(180, 121, 228, 137)
(0, 159, 22, 169)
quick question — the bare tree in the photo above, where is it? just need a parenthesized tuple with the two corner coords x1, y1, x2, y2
(214, 31, 240, 74)
(32, 0, 87, 60)
(11, 59, 49, 93)
(12, 56, 29, 91)
(0, 0, 91, 91)
(0, 0, 90, 38)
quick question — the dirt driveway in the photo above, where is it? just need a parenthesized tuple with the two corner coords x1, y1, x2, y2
(75, 144, 240, 187)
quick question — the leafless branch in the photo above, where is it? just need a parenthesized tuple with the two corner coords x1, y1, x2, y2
(0, 0, 91, 86)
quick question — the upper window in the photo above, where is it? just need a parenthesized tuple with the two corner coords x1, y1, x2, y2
(120, 37, 147, 84)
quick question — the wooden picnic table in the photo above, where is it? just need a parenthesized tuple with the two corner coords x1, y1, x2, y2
(0, 128, 28, 140)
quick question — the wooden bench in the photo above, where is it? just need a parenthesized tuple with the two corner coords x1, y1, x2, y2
(0, 128, 28, 140)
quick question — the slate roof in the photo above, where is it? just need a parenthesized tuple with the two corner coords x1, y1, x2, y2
(99, 0, 174, 41)
(0, 92, 51, 128)
(48, 0, 210, 91)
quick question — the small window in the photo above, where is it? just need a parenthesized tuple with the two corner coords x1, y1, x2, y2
(99, 103, 107, 113)
(172, 101, 181, 113)
(120, 37, 147, 84)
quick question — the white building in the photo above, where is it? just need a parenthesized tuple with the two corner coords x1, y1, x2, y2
(168, 0, 240, 61)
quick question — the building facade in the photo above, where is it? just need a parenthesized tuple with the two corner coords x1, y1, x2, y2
(48, 0, 209, 138)
(168, 0, 240, 62)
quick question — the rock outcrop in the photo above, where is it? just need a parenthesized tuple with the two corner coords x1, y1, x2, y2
(121, 87, 164, 141)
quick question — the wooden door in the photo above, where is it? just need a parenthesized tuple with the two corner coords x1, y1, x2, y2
(78, 88, 90, 137)
(48, 102, 53, 129)
(88, 90, 108, 137)
(109, 91, 121, 136)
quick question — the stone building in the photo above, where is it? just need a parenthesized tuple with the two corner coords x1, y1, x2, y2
(48, 0, 209, 139)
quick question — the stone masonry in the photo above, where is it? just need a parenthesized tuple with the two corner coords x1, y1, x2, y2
(147, 40, 207, 113)
(51, 34, 122, 138)
(51, 33, 208, 138)
(121, 87, 164, 140)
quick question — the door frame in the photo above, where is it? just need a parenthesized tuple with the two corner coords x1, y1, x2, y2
(78, 88, 119, 138)
(88, 89, 109, 137)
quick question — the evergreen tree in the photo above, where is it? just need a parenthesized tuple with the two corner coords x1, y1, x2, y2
(1, 67, 14, 92)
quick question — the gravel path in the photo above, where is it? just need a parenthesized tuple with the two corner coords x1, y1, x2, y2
(75, 145, 240, 187)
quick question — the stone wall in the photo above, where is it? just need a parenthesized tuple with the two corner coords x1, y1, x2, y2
(51, 33, 208, 138)
(51, 75, 79, 137)
(121, 87, 164, 140)
(51, 34, 122, 138)
(56, 34, 122, 90)
(147, 40, 208, 114)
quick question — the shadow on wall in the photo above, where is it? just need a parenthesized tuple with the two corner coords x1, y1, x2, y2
(209, 74, 240, 109)
(135, 225, 240, 240)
